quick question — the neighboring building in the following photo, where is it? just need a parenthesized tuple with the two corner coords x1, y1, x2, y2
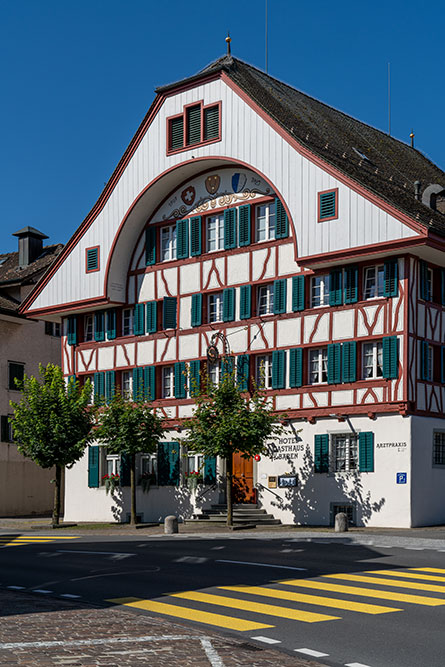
(0, 227, 63, 516)
(21, 55, 445, 527)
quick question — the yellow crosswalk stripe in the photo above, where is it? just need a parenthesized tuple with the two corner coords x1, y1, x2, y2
(170, 590, 339, 623)
(365, 569, 445, 583)
(325, 573, 445, 594)
(108, 597, 274, 631)
(219, 585, 401, 615)
(412, 568, 445, 574)
(282, 578, 445, 606)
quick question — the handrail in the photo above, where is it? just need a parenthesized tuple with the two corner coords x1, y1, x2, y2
(255, 482, 281, 500)
(196, 482, 218, 501)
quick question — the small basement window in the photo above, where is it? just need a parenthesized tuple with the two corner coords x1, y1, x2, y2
(331, 503, 355, 526)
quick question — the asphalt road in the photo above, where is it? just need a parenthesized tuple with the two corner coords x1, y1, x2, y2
(1, 531, 445, 667)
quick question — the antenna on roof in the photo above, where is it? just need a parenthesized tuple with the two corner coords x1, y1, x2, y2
(225, 32, 231, 56)
(265, 0, 268, 72)
(388, 62, 391, 136)
(410, 129, 415, 148)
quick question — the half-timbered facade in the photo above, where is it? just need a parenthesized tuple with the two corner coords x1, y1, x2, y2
(21, 55, 445, 527)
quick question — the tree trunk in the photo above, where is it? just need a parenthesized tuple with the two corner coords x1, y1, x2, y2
(52, 464, 62, 527)
(130, 453, 137, 525)
(226, 456, 233, 527)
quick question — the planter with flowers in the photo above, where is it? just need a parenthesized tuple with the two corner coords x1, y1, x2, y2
(102, 473, 120, 495)
(185, 470, 203, 491)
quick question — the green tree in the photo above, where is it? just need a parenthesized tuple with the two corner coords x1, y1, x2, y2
(185, 363, 282, 526)
(95, 393, 165, 525)
(10, 363, 94, 527)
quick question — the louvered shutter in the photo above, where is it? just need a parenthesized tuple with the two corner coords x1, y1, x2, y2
(120, 453, 131, 487)
(319, 191, 337, 220)
(238, 205, 251, 246)
(289, 348, 303, 388)
(240, 285, 252, 320)
(191, 293, 202, 327)
(189, 360, 201, 397)
(359, 432, 374, 472)
(94, 372, 105, 403)
(176, 219, 189, 259)
(88, 446, 100, 488)
(67, 316, 77, 345)
(382, 336, 398, 379)
(221, 356, 234, 378)
(94, 312, 105, 342)
(329, 269, 343, 306)
(132, 367, 143, 400)
(224, 208, 237, 249)
(105, 371, 115, 403)
(236, 355, 250, 392)
(158, 442, 180, 486)
(163, 297, 177, 329)
(190, 216, 202, 256)
(223, 288, 235, 322)
(342, 341, 357, 383)
(275, 198, 289, 239)
(133, 303, 145, 336)
(174, 362, 187, 398)
(273, 279, 287, 314)
(186, 105, 201, 145)
(146, 301, 157, 334)
(383, 259, 398, 297)
(203, 105, 219, 141)
(292, 275, 305, 311)
(169, 117, 184, 150)
(314, 434, 329, 473)
(143, 366, 156, 400)
(86, 247, 99, 272)
(145, 227, 156, 266)
(420, 260, 431, 301)
(420, 341, 430, 381)
(272, 350, 286, 389)
(106, 309, 117, 340)
(327, 344, 341, 384)
(344, 267, 358, 304)
(441, 347, 445, 383)
(204, 456, 217, 484)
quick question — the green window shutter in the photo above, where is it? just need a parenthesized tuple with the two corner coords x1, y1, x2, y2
(420, 341, 430, 381)
(191, 293, 202, 327)
(132, 367, 143, 400)
(224, 208, 237, 249)
(342, 341, 357, 383)
(186, 105, 201, 145)
(174, 362, 187, 398)
(86, 247, 99, 272)
(143, 366, 156, 400)
(319, 191, 337, 220)
(105, 370, 115, 402)
(273, 279, 287, 315)
(314, 434, 329, 473)
(292, 275, 305, 312)
(441, 347, 445, 383)
(88, 446, 100, 488)
(133, 303, 145, 336)
(162, 297, 177, 330)
(238, 205, 251, 246)
(189, 360, 201, 397)
(359, 432, 374, 472)
(221, 356, 234, 378)
(382, 336, 399, 379)
(329, 269, 343, 306)
(204, 456, 217, 484)
(240, 285, 252, 320)
(190, 216, 202, 256)
(176, 219, 189, 260)
(106, 309, 117, 340)
(344, 266, 358, 304)
(94, 372, 105, 403)
(120, 453, 131, 487)
(145, 227, 156, 266)
(223, 288, 235, 322)
(67, 316, 77, 345)
(420, 260, 431, 301)
(384, 259, 398, 297)
(169, 116, 184, 150)
(203, 105, 219, 141)
(236, 355, 250, 392)
(94, 312, 105, 342)
(327, 343, 341, 384)
(289, 348, 303, 388)
(157, 442, 180, 486)
(272, 350, 286, 389)
(146, 301, 157, 334)
(441, 269, 445, 306)
(275, 198, 289, 239)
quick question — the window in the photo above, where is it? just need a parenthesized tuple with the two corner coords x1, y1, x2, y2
(207, 362, 221, 385)
(186, 453, 204, 477)
(256, 355, 273, 389)
(121, 371, 132, 399)
(318, 189, 338, 222)
(332, 433, 358, 472)
(160, 225, 176, 262)
(363, 265, 384, 299)
(331, 503, 355, 526)
(122, 309, 133, 336)
(255, 203, 276, 241)
(8, 362, 24, 391)
(433, 432, 445, 466)
(105, 454, 119, 478)
(84, 314, 94, 342)
(162, 366, 174, 398)
(362, 341, 383, 379)
(1, 415, 13, 443)
(206, 215, 224, 252)
(311, 275, 330, 307)
(45, 321, 61, 337)
(141, 454, 157, 484)
(86, 246, 99, 273)
(208, 292, 223, 323)
(167, 102, 220, 153)
(309, 348, 328, 384)
(257, 284, 274, 315)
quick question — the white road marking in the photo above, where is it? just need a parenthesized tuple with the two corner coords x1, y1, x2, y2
(250, 636, 281, 644)
(403, 547, 424, 551)
(174, 556, 208, 564)
(56, 550, 135, 560)
(345, 663, 372, 667)
(60, 594, 81, 598)
(200, 638, 225, 666)
(295, 648, 329, 657)
(32, 589, 52, 594)
(216, 559, 307, 571)
(7, 586, 25, 590)
(211, 546, 225, 550)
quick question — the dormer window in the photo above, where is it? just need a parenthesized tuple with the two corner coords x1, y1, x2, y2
(167, 101, 221, 154)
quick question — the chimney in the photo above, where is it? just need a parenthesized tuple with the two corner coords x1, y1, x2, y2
(414, 181, 421, 201)
(12, 227, 48, 267)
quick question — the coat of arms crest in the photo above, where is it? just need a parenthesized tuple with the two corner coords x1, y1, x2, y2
(205, 174, 220, 195)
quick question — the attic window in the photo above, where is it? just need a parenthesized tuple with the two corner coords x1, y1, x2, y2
(86, 246, 100, 273)
(318, 189, 338, 222)
(167, 101, 221, 154)
(352, 147, 370, 162)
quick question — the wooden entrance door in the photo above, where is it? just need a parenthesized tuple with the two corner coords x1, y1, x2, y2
(232, 453, 255, 503)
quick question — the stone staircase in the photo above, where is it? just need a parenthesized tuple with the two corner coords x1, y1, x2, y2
(185, 503, 281, 526)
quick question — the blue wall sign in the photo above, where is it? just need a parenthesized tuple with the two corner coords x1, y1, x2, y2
(396, 472, 407, 484)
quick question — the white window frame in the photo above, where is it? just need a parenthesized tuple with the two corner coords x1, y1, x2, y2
(140, 453, 158, 481)
(122, 309, 133, 337)
(84, 314, 94, 342)
(186, 453, 204, 476)
(311, 275, 330, 307)
(162, 366, 174, 398)
(257, 284, 274, 316)
(206, 214, 224, 252)
(309, 348, 328, 384)
(332, 433, 358, 473)
(255, 202, 276, 242)
(433, 431, 445, 466)
(362, 341, 383, 379)
(208, 292, 223, 323)
(363, 265, 384, 300)
(255, 354, 273, 389)
(160, 224, 177, 262)
(207, 362, 221, 385)
(121, 371, 132, 399)
(104, 454, 119, 479)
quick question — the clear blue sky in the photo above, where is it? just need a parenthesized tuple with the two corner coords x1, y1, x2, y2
(1, 0, 444, 253)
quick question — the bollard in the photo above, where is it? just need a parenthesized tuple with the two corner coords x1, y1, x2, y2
(164, 515, 178, 534)
(334, 512, 348, 532)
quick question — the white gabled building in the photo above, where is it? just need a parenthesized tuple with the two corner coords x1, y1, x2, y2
(21, 54, 445, 527)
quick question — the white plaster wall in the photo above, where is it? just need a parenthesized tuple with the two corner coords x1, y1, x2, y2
(411, 416, 445, 526)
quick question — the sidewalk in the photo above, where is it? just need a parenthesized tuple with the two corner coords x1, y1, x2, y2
(0, 590, 321, 666)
